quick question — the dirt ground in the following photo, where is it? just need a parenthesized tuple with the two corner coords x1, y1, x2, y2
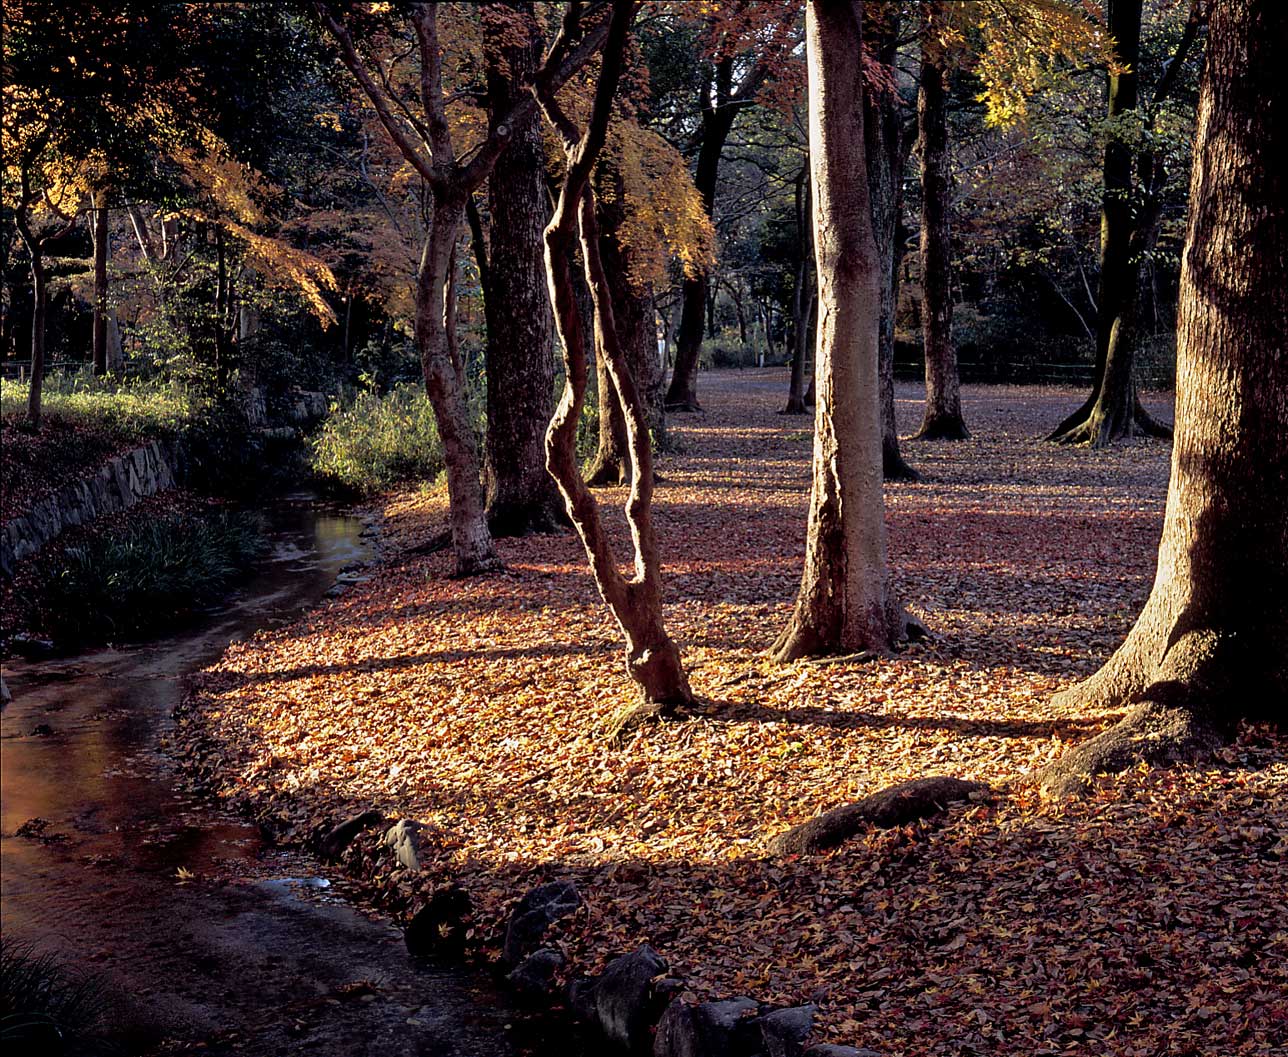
(175, 370, 1287, 1056)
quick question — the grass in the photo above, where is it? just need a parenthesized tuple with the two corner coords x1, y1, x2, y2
(28, 509, 265, 649)
(0, 941, 106, 1056)
(309, 383, 445, 494)
(1, 374, 206, 438)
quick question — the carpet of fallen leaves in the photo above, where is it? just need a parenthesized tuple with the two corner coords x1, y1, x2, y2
(176, 370, 1287, 1056)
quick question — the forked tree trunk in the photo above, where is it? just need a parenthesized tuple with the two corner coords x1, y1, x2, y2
(865, 10, 919, 479)
(539, 0, 692, 713)
(1039, 0, 1287, 796)
(913, 26, 968, 441)
(482, 0, 565, 535)
(1048, 0, 1172, 447)
(773, 0, 909, 663)
(417, 202, 501, 575)
(91, 189, 109, 376)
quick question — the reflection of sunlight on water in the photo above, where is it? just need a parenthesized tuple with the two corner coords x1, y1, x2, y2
(269, 541, 311, 562)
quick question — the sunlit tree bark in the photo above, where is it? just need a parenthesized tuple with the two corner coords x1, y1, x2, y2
(1040, 0, 1287, 795)
(773, 0, 910, 662)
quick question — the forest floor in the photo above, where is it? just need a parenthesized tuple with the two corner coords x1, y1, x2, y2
(175, 369, 1287, 1057)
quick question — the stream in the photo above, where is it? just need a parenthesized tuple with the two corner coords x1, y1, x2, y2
(1, 500, 550, 1056)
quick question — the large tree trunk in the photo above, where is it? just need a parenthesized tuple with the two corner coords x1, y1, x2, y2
(417, 202, 501, 575)
(26, 257, 47, 428)
(773, 0, 909, 663)
(1039, 0, 1287, 797)
(865, 11, 919, 479)
(912, 26, 968, 441)
(91, 189, 109, 376)
(481, 0, 565, 535)
(782, 167, 811, 415)
(1048, 0, 1171, 447)
(539, 0, 692, 714)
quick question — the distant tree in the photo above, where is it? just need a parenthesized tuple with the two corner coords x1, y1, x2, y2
(1048, 0, 1203, 446)
(913, 3, 968, 441)
(1039, 0, 1286, 795)
(539, 0, 694, 712)
(773, 0, 912, 662)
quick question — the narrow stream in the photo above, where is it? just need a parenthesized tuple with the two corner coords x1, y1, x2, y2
(1, 501, 546, 1056)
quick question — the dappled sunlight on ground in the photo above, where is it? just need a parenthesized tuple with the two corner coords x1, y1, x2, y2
(177, 370, 1286, 1056)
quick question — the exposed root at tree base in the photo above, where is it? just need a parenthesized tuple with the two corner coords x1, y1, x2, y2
(779, 399, 808, 415)
(451, 553, 505, 578)
(1046, 402, 1173, 448)
(607, 699, 687, 742)
(1036, 702, 1227, 798)
(664, 400, 704, 414)
(883, 445, 921, 482)
(486, 502, 569, 539)
(912, 414, 971, 441)
(406, 529, 453, 556)
(584, 458, 629, 488)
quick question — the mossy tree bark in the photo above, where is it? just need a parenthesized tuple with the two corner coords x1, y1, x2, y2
(538, 1, 693, 710)
(1039, 0, 1287, 796)
(773, 0, 910, 663)
(480, 0, 566, 537)
(912, 16, 968, 442)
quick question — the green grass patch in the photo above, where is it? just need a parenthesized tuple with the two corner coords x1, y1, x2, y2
(1, 374, 206, 438)
(309, 383, 444, 494)
(28, 510, 265, 649)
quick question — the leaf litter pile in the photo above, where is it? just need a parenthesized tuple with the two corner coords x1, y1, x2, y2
(175, 370, 1286, 1056)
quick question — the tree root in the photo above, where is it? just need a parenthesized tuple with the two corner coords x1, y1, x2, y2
(1036, 702, 1226, 798)
(406, 529, 453, 556)
(663, 401, 703, 414)
(912, 413, 970, 441)
(779, 398, 808, 415)
(768, 776, 991, 855)
(606, 700, 683, 742)
(883, 443, 921, 482)
(486, 501, 569, 538)
(1047, 399, 1173, 448)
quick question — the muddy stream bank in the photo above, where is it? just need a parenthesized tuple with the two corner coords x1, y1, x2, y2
(1, 500, 563, 1056)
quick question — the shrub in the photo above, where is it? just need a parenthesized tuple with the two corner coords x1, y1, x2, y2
(309, 383, 445, 494)
(29, 510, 265, 649)
(701, 337, 758, 370)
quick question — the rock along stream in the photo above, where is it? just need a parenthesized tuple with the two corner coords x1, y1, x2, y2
(1, 500, 559, 1056)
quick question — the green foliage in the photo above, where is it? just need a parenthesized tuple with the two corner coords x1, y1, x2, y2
(29, 510, 264, 649)
(0, 941, 105, 1055)
(702, 337, 758, 370)
(0, 373, 204, 440)
(309, 384, 444, 494)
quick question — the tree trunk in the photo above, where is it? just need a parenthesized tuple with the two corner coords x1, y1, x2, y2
(1039, 0, 1287, 796)
(417, 202, 501, 575)
(782, 167, 811, 415)
(539, 0, 692, 713)
(91, 189, 109, 376)
(481, 0, 565, 535)
(865, 13, 919, 478)
(802, 290, 818, 406)
(665, 97, 736, 412)
(912, 26, 968, 441)
(773, 0, 909, 663)
(1048, 0, 1171, 447)
(27, 257, 47, 428)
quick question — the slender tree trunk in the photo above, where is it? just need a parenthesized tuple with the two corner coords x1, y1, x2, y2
(91, 189, 109, 376)
(418, 202, 501, 575)
(1039, 0, 1287, 796)
(1048, 0, 1172, 447)
(665, 102, 736, 412)
(865, 13, 919, 478)
(783, 167, 811, 415)
(773, 0, 909, 662)
(802, 290, 818, 406)
(482, 0, 565, 535)
(539, 0, 692, 713)
(913, 26, 968, 440)
(27, 257, 47, 428)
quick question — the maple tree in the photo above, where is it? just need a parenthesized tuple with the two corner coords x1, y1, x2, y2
(539, 0, 693, 711)
(1040, 0, 1286, 795)
(313, 0, 612, 574)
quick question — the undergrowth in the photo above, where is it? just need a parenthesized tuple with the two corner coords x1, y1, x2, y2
(28, 510, 265, 648)
(310, 384, 444, 494)
(0, 940, 106, 1056)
